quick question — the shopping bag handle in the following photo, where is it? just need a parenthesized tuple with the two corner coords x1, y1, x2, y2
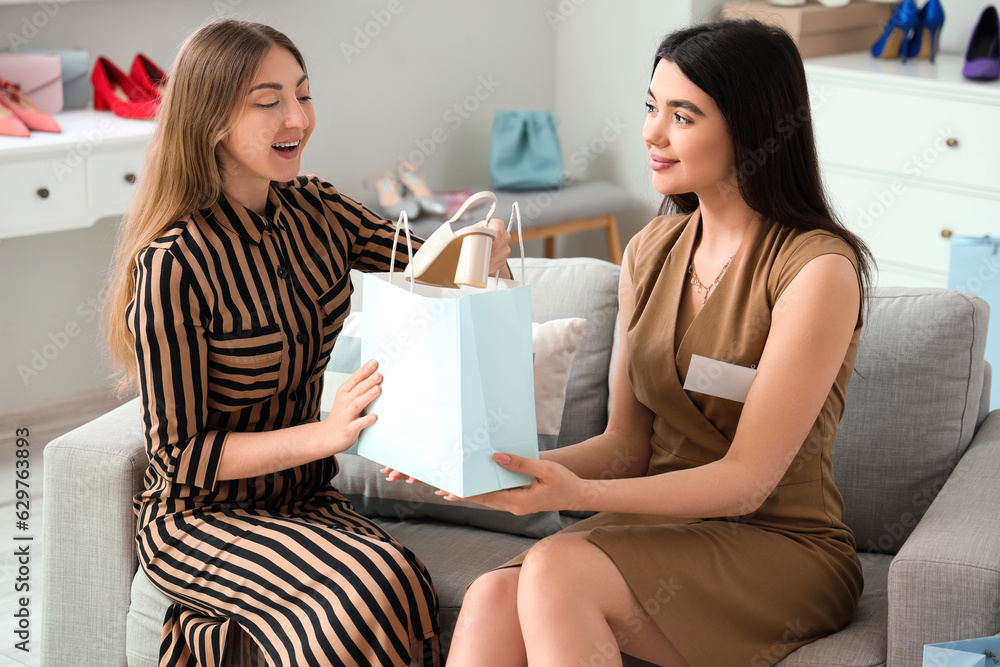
(494, 201, 526, 283)
(447, 190, 497, 226)
(388, 210, 416, 293)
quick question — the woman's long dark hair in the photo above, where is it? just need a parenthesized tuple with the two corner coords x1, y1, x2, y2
(654, 19, 874, 298)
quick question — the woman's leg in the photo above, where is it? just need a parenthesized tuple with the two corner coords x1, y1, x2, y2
(446, 568, 526, 667)
(517, 533, 689, 667)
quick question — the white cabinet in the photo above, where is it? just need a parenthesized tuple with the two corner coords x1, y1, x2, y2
(0, 109, 154, 238)
(804, 52, 1000, 287)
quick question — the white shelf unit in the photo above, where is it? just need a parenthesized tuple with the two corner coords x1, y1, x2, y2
(804, 51, 1000, 288)
(0, 109, 154, 238)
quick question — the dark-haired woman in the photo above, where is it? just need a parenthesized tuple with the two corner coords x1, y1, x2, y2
(441, 19, 873, 667)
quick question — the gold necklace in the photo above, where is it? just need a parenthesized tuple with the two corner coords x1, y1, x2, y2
(688, 254, 734, 306)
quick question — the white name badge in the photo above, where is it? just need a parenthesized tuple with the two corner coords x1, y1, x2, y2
(683, 354, 758, 403)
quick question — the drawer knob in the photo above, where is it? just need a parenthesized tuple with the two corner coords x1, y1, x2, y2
(946, 137, 958, 148)
(36, 188, 49, 200)
(941, 228, 953, 238)
(124, 173, 137, 184)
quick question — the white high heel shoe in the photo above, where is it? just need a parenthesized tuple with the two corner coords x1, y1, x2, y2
(403, 191, 499, 289)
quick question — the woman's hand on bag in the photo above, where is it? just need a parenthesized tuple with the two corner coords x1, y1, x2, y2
(322, 359, 382, 455)
(476, 218, 511, 277)
(380, 468, 423, 484)
(436, 453, 583, 515)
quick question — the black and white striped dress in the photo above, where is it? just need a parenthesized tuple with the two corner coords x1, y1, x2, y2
(128, 176, 437, 667)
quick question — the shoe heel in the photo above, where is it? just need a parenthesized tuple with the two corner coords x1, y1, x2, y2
(928, 27, 941, 63)
(94, 93, 109, 111)
(454, 231, 495, 288)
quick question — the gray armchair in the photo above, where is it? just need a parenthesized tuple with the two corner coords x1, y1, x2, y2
(41, 259, 1000, 666)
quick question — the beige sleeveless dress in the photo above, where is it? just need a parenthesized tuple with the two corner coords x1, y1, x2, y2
(504, 210, 865, 667)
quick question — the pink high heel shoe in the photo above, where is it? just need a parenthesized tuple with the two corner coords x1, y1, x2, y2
(0, 77, 60, 133)
(0, 98, 30, 137)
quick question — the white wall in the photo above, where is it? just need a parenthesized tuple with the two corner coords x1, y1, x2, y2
(0, 0, 557, 412)
(549, 0, 724, 260)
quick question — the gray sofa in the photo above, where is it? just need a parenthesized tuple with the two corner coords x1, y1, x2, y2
(42, 257, 1000, 667)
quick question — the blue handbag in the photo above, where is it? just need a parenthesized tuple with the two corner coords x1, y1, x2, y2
(489, 111, 564, 191)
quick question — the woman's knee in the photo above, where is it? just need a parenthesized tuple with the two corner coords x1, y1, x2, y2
(464, 567, 520, 611)
(520, 533, 597, 588)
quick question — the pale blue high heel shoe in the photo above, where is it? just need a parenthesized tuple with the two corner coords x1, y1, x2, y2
(397, 160, 448, 218)
(364, 170, 420, 220)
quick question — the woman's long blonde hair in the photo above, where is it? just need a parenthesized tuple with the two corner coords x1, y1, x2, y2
(103, 18, 306, 396)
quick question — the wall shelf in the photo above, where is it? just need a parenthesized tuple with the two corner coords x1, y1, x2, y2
(0, 109, 154, 238)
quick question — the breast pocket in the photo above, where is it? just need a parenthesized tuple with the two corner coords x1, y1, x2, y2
(206, 324, 285, 412)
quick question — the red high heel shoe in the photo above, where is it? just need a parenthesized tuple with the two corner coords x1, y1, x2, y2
(0, 97, 30, 137)
(92, 56, 158, 120)
(130, 53, 168, 99)
(0, 77, 60, 133)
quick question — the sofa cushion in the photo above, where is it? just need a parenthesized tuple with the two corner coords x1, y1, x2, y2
(370, 520, 892, 667)
(373, 518, 537, 656)
(520, 257, 621, 446)
(833, 288, 988, 554)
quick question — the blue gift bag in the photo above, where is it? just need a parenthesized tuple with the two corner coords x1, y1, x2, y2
(924, 635, 1000, 666)
(355, 205, 539, 498)
(489, 111, 564, 191)
(948, 236, 1000, 409)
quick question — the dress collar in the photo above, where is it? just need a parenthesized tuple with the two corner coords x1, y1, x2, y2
(207, 184, 283, 244)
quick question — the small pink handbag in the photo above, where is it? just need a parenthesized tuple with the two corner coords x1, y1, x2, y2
(0, 53, 63, 113)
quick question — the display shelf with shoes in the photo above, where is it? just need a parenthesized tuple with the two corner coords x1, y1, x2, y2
(721, 0, 894, 58)
(803, 50, 1000, 289)
(0, 108, 155, 238)
(91, 56, 159, 120)
(963, 4, 1000, 80)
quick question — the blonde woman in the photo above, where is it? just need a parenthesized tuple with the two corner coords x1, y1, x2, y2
(103, 18, 508, 667)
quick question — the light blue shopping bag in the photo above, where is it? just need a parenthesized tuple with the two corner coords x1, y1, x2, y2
(948, 236, 1000, 409)
(356, 272, 537, 497)
(924, 635, 1000, 666)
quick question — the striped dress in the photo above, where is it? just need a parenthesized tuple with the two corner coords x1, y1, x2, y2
(127, 176, 438, 667)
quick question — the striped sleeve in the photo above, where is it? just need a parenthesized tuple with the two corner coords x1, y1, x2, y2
(133, 245, 227, 491)
(310, 177, 423, 273)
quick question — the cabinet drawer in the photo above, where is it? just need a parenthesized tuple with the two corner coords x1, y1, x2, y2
(87, 148, 144, 215)
(0, 158, 87, 237)
(824, 170, 1000, 285)
(809, 80, 999, 193)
